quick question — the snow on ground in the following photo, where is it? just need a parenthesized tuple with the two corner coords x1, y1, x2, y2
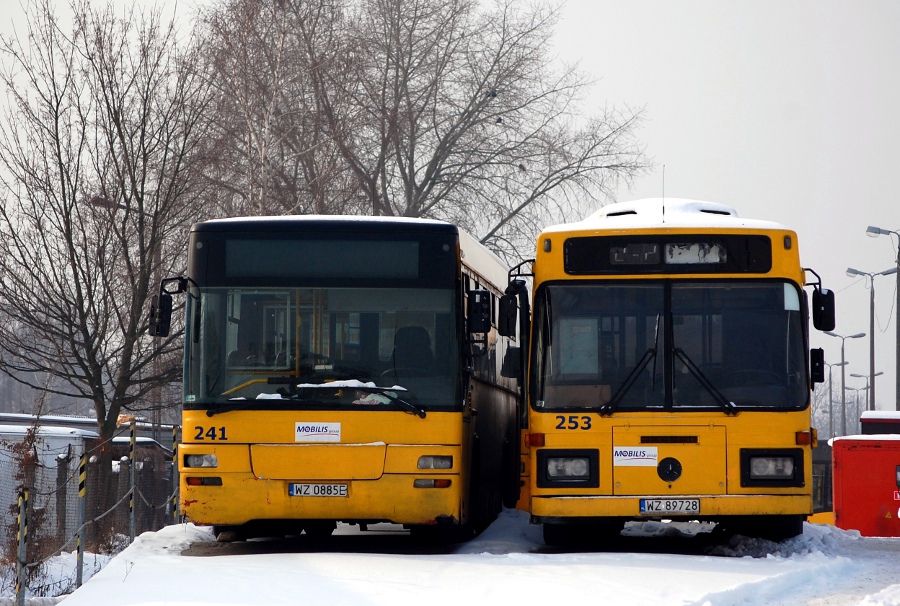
(5, 510, 900, 606)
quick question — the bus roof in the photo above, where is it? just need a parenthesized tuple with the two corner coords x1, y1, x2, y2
(192, 215, 458, 234)
(543, 199, 789, 233)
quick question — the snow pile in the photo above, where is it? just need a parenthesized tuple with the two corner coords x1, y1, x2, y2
(858, 585, 900, 606)
(708, 522, 860, 559)
(4, 512, 898, 605)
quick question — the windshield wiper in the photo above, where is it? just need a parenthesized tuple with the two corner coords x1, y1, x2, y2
(352, 386, 426, 419)
(600, 314, 661, 417)
(206, 397, 324, 417)
(599, 347, 657, 417)
(296, 381, 426, 419)
(673, 348, 738, 416)
(207, 378, 325, 416)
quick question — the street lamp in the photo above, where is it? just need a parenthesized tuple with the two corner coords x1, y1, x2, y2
(866, 225, 900, 411)
(850, 371, 884, 411)
(846, 266, 898, 411)
(824, 361, 847, 438)
(825, 331, 866, 435)
(844, 385, 865, 434)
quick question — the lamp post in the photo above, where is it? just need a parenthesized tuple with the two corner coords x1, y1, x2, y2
(846, 266, 898, 411)
(826, 331, 866, 435)
(850, 371, 883, 411)
(867, 225, 900, 411)
(825, 361, 847, 438)
(844, 385, 865, 434)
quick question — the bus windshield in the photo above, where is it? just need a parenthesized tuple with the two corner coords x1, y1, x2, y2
(531, 280, 808, 412)
(184, 286, 459, 411)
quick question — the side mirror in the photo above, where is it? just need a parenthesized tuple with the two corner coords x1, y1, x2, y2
(498, 294, 517, 337)
(810, 348, 825, 384)
(501, 346, 521, 378)
(812, 288, 836, 332)
(467, 290, 491, 334)
(148, 293, 173, 337)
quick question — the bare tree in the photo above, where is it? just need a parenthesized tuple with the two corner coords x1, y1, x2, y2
(200, 0, 363, 217)
(200, 0, 648, 258)
(0, 0, 212, 499)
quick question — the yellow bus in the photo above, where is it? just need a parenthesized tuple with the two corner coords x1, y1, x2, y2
(150, 216, 520, 541)
(499, 199, 835, 544)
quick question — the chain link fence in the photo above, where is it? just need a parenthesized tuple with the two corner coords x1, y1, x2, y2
(0, 423, 179, 603)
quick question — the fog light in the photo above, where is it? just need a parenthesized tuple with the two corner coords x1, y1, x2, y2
(547, 456, 590, 479)
(186, 477, 222, 486)
(749, 456, 794, 479)
(418, 455, 452, 469)
(184, 454, 218, 468)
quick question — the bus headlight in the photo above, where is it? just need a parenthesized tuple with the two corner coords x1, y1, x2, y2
(418, 455, 452, 469)
(740, 449, 803, 487)
(536, 449, 599, 488)
(184, 454, 218, 468)
(547, 456, 590, 479)
(749, 456, 794, 479)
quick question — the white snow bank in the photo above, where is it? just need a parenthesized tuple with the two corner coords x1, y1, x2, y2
(52, 512, 877, 606)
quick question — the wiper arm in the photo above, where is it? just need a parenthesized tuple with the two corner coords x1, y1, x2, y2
(207, 401, 256, 417)
(208, 378, 323, 416)
(297, 381, 426, 419)
(352, 386, 426, 419)
(673, 348, 738, 416)
(600, 348, 657, 417)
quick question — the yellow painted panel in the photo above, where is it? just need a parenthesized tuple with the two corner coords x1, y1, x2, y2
(182, 409, 465, 446)
(612, 425, 727, 496)
(250, 444, 386, 480)
(181, 472, 461, 526)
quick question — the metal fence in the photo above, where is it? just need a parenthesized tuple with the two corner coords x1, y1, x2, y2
(1, 423, 179, 603)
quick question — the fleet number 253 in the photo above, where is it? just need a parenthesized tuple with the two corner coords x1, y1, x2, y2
(555, 415, 592, 430)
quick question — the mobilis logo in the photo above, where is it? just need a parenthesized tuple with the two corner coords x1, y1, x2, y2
(295, 422, 341, 443)
(613, 446, 658, 467)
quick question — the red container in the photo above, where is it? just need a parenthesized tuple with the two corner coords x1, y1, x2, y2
(832, 436, 900, 537)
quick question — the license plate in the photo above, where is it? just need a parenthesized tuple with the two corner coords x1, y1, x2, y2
(639, 498, 700, 515)
(288, 483, 348, 497)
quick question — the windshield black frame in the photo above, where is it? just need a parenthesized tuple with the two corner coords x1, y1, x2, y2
(182, 221, 464, 413)
(530, 279, 810, 413)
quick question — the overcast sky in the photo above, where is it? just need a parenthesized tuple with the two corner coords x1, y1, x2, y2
(2, 1, 898, 417)
(553, 0, 900, 416)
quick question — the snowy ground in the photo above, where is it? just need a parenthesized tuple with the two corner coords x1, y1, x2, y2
(5, 510, 900, 606)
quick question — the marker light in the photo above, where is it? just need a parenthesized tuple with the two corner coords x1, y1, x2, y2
(525, 433, 545, 447)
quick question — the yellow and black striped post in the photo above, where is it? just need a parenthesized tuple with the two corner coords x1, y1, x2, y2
(76, 454, 86, 588)
(129, 419, 136, 542)
(172, 425, 179, 524)
(15, 487, 28, 606)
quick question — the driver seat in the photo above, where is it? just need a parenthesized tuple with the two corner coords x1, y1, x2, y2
(392, 326, 434, 371)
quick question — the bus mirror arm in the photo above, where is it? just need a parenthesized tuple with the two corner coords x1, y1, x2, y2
(147, 275, 189, 338)
(803, 267, 836, 332)
(499, 279, 529, 338)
